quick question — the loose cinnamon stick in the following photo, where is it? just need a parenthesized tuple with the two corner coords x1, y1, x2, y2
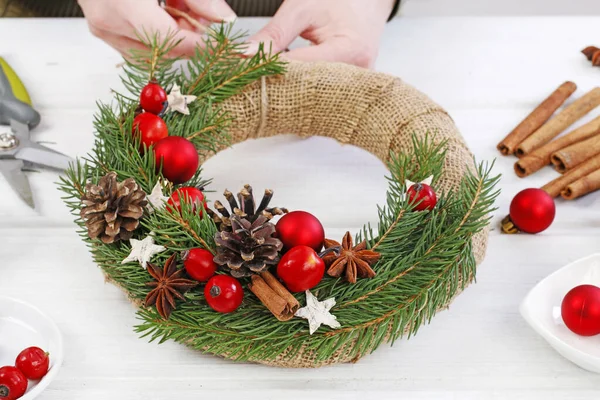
(514, 116, 600, 177)
(541, 153, 600, 197)
(497, 81, 576, 155)
(248, 271, 299, 321)
(561, 168, 600, 200)
(516, 87, 600, 156)
(550, 133, 600, 173)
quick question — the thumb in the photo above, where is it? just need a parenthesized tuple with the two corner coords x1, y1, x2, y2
(183, 0, 237, 22)
(244, 2, 309, 56)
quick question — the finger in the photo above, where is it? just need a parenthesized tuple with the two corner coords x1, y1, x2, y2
(98, 30, 151, 59)
(243, 1, 310, 56)
(183, 0, 237, 23)
(284, 40, 376, 68)
(124, 5, 206, 57)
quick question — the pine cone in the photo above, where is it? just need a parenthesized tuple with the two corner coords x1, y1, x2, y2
(80, 172, 147, 244)
(206, 184, 287, 232)
(214, 215, 283, 278)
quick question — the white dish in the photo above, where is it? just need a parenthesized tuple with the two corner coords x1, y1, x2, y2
(0, 296, 63, 399)
(520, 253, 600, 373)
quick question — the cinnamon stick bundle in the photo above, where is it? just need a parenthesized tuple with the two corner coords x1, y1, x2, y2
(497, 81, 576, 155)
(561, 168, 600, 200)
(514, 116, 600, 177)
(550, 133, 600, 173)
(248, 271, 299, 321)
(516, 87, 600, 157)
(542, 153, 600, 197)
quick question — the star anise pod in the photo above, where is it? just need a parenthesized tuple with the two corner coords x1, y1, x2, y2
(144, 254, 198, 319)
(322, 232, 380, 284)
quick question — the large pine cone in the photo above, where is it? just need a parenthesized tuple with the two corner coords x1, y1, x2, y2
(80, 172, 147, 244)
(214, 215, 283, 278)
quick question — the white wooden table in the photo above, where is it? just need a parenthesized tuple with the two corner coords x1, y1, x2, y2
(2, 17, 600, 400)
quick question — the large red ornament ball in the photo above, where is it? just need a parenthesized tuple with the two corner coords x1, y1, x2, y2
(132, 112, 168, 148)
(275, 211, 325, 252)
(407, 183, 437, 211)
(204, 275, 244, 313)
(140, 82, 168, 114)
(167, 187, 205, 214)
(277, 245, 325, 292)
(509, 188, 555, 234)
(561, 284, 600, 336)
(182, 248, 216, 282)
(153, 136, 199, 184)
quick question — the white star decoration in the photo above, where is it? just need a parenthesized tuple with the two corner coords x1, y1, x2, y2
(121, 233, 166, 270)
(147, 181, 169, 213)
(294, 290, 341, 335)
(405, 175, 433, 191)
(166, 83, 197, 115)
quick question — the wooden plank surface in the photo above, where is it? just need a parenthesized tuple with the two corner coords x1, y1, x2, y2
(1, 17, 600, 400)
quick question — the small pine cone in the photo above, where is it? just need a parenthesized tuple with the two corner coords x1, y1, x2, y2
(80, 172, 147, 244)
(206, 184, 288, 232)
(214, 215, 283, 278)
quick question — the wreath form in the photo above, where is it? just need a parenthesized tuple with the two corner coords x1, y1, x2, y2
(61, 32, 498, 368)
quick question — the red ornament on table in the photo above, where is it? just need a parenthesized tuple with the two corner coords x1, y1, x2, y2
(407, 183, 437, 211)
(153, 136, 199, 184)
(167, 187, 205, 214)
(204, 275, 244, 313)
(140, 82, 168, 115)
(275, 211, 325, 252)
(277, 245, 325, 292)
(502, 188, 555, 234)
(182, 248, 216, 282)
(0, 366, 27, 400)
(561, 284, 600, 336)
(132, 112, 168, 148)
(15, 346, 49, 380)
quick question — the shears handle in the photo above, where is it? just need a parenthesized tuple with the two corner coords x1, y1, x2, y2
(0, 58, 40, 129)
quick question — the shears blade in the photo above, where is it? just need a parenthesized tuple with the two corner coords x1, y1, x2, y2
(0, 158, 34, 209)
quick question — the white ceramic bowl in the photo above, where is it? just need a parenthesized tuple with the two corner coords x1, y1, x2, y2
(520, 253, 600, 373)
(0, 296, 63, 399)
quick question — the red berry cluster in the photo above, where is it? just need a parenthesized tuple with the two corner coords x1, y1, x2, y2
(133, 82, 199, 185)
(0, 347, 50, 400)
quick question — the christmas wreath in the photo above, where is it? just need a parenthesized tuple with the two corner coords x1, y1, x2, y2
(60, 26, 499, 368)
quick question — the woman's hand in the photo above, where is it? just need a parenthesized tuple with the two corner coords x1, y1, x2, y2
(78, 0, 236, 57)
(245, 0, 395, 68)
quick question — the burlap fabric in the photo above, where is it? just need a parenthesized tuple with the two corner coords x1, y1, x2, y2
(107, 61, 488, 368)
(193, 61, 487, 367)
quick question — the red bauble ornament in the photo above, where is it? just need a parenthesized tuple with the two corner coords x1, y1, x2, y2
(167, 187, 205, 214)
(275, 211, 325, 252)
(132, 112, 168, 148)
(182, 248, 216, 282)
(204, 275, 244, 313)
(15, 346, 49, 380)
(140, 82, 168, 114)
(277, 245, 325, 292)
(0, 366, 27, 400)
(154, 136, 199, 184)
(407, 183, 437, 211)
(561, 284, 600, 336)
(509, 188, 555, 234)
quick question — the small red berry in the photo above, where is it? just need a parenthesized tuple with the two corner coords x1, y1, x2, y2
(15, 346, 50, 380)
(407, 183, 437, 211)
(0, 366, 28, 400)
(167, 187, 205, 215)
(132, 112, 168, 149)
(204, 275, 244, 313)
(140, 82, 168, 115)
(182, 248, 216, 282)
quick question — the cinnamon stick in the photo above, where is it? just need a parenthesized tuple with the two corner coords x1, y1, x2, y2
(550, 133, 600, 173)
(516, 87, 600, 157)
(514, 116, 600, 177)
(541, 153, 600, 197)
(497, 81, 576, 155)
(248, 271, 299, 321)
(561, 168, 600, 200)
